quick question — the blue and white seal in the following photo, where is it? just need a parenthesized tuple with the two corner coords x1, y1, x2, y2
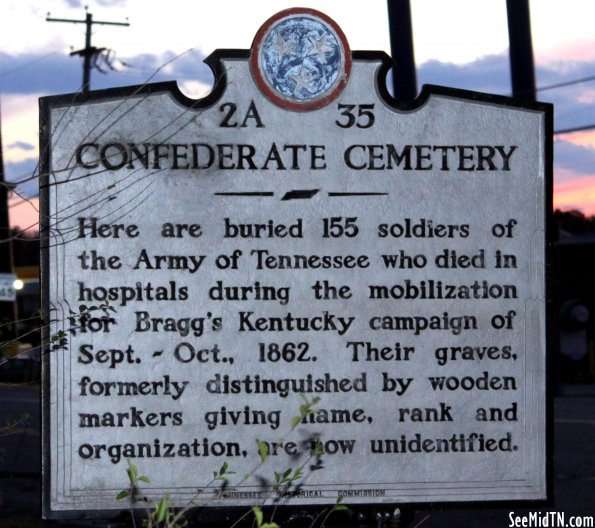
(251, 8, 351, 111)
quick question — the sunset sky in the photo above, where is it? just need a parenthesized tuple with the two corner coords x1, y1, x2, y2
(2, 0, 595, 230)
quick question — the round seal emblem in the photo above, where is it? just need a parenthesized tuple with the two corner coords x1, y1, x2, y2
(250, 8, 351, 111)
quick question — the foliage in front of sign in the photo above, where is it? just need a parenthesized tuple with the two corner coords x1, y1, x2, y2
(252, 506, 280, 528)
(116, 395, 348, 528)
(117, 460, 186, 528)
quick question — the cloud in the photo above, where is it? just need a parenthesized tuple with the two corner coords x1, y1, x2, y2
(0, 51, 82, 94)
(554, 139, 595, 177)
(63, 0, 126, 7)
(96, 0, 127, 6)
(113, 49, 214, 89)
(418, 54, 511, 96)
(535, 60, 595, 131)
(554, 173, 595, 216)
(537, 41, 595, 65)
(4, 157, 39, 199)
(559, 130, 595, 149)
(0, 48, 212, 96)
(7, 141, 35, 151)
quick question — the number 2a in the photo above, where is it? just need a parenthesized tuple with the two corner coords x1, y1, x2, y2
(219, 100, 265, 128)
(335, 104, 375, 129)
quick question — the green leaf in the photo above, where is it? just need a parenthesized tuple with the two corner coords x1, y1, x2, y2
(155, 496, 169, 523)
(252, 506, 263, 527)
(293, 466, 303, 481)
(138, 476, 151, 484)
(116, 490, 129, 500)
(311, 437, 324, 456)
(213, 461, 235, 482)
(257, 440, 269, 462)
(334, 496, 348, 511)
(291, 415, 301, 429)
(261, 523, 280, 528)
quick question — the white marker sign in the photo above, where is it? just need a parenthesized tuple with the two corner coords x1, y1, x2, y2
(41, 8, 552, 518)
(0, 273, 17, 302)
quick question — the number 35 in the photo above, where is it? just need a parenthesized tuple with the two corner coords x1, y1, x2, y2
(335, 103, 375, 129)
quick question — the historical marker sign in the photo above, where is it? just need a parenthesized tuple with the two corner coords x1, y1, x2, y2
(0, 273, 17, 302)
(41, 8, 552, 518)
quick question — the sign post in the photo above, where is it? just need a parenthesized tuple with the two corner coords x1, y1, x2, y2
(41, 8, 552, 520)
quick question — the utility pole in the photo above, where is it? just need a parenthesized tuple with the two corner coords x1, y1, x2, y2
(387, 0, 418, 103)
(47, 9, 129, 94)
(506, 0, 536, 100)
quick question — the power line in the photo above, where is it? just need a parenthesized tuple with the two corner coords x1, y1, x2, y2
(537, 74, 595, 93)
(554, 123, 595, 135)
(46, 9, 129, 93)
